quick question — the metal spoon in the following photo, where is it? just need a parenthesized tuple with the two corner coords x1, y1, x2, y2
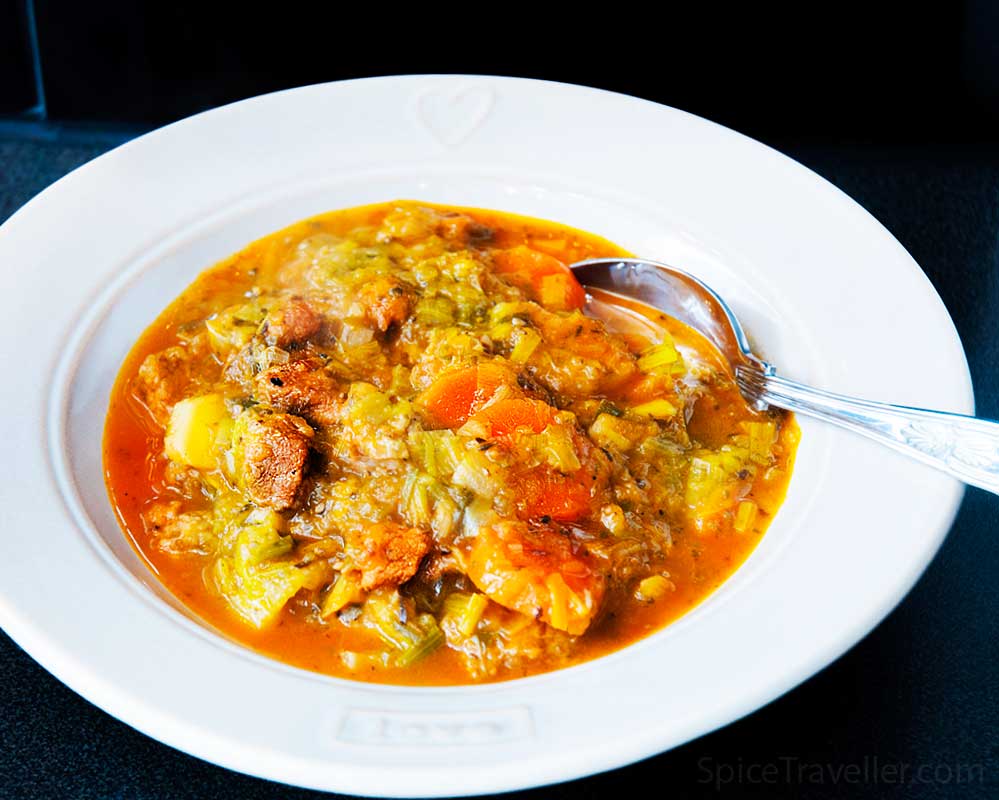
(571, 257, 999, 496)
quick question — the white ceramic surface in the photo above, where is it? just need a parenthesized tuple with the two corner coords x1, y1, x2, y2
(0, 76, 972, 797)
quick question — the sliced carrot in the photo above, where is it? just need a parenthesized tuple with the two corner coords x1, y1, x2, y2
(473, 398, 553, 439)
(492, 245, 586, 310)
(418, 363, 511, 429)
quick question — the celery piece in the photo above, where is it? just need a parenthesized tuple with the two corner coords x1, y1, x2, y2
(401, 471, 434, 528)
(395, 614, 445, 667)
(443, 592, 489, 639)
(742, 421, 778, 465)
(733, 500, 759, 533)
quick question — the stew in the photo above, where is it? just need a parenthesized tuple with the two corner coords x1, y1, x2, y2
(104, 202, 798, 684)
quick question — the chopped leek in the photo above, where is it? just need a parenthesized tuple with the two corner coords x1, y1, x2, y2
(509, 327, 542, 363)
(630, 398, 677, 419)
(411, 430, 466, 479)
(525, 423, 581, 473)
(451, 449, 504, 499)
(490, 301, 537, 324)
(637, 338, 680, 373)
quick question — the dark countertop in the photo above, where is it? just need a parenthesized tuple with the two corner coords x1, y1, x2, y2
(2, 127, 997, 800)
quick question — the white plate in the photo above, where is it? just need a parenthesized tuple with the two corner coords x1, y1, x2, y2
(0, 76, 971, 797)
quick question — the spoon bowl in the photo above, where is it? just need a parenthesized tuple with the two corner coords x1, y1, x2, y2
(572, 257, 999, 496)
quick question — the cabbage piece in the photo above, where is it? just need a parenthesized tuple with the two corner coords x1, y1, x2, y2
(211, 508, 316, 629)
(204, 298, 268, 352)
(685, 446, 753, 523)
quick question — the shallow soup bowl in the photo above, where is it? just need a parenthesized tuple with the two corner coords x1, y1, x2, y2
(0, 76, 971, 796)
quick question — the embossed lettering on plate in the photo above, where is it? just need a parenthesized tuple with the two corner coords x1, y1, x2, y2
(338, 707, 533, 746)
(415, 85, 495, 147)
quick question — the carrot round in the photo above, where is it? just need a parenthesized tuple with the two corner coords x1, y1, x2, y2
(474, 398, 553, 439)
(492, 246, 586, 310)
(418, 363, 511, 429)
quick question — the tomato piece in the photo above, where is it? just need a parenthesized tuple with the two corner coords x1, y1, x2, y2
(465, 521, 605, 634)
(492, 245, 586, 310)
(418, 363, 511, 429)
(517, 469, 593, 522)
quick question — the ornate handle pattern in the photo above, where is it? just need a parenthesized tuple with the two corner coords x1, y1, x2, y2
(737, 367, 999, 495)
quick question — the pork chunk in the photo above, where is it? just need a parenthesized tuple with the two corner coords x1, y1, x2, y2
(346, 522, 431, 590)
(133, 346, 193, 425)
(262, 298, 322, 349)
(255, 357, 342, 426)
(234, 408, 314, 510)
(436, 212, 494, 245)
(356, 277, 413, 332)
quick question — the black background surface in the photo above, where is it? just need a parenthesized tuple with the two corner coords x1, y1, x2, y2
(1, 2, 998, 798)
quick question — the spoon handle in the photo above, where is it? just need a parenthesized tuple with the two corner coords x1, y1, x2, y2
(737, 367, 999, 495)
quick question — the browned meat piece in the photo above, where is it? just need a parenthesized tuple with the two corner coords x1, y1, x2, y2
(163, 461, 204, 496)
(356, 277, 412, 332)
(262, 298, 322, 349)
(345, 522, 431, 590)
(255, 357, 342, 426)
(143, 500, 214, 554)
(132, 346, 193, 425)
(436, 212, 494, 245)
(235, 409, 315, 510)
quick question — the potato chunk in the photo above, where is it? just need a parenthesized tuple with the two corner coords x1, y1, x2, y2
(164, 394, 232, 471)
